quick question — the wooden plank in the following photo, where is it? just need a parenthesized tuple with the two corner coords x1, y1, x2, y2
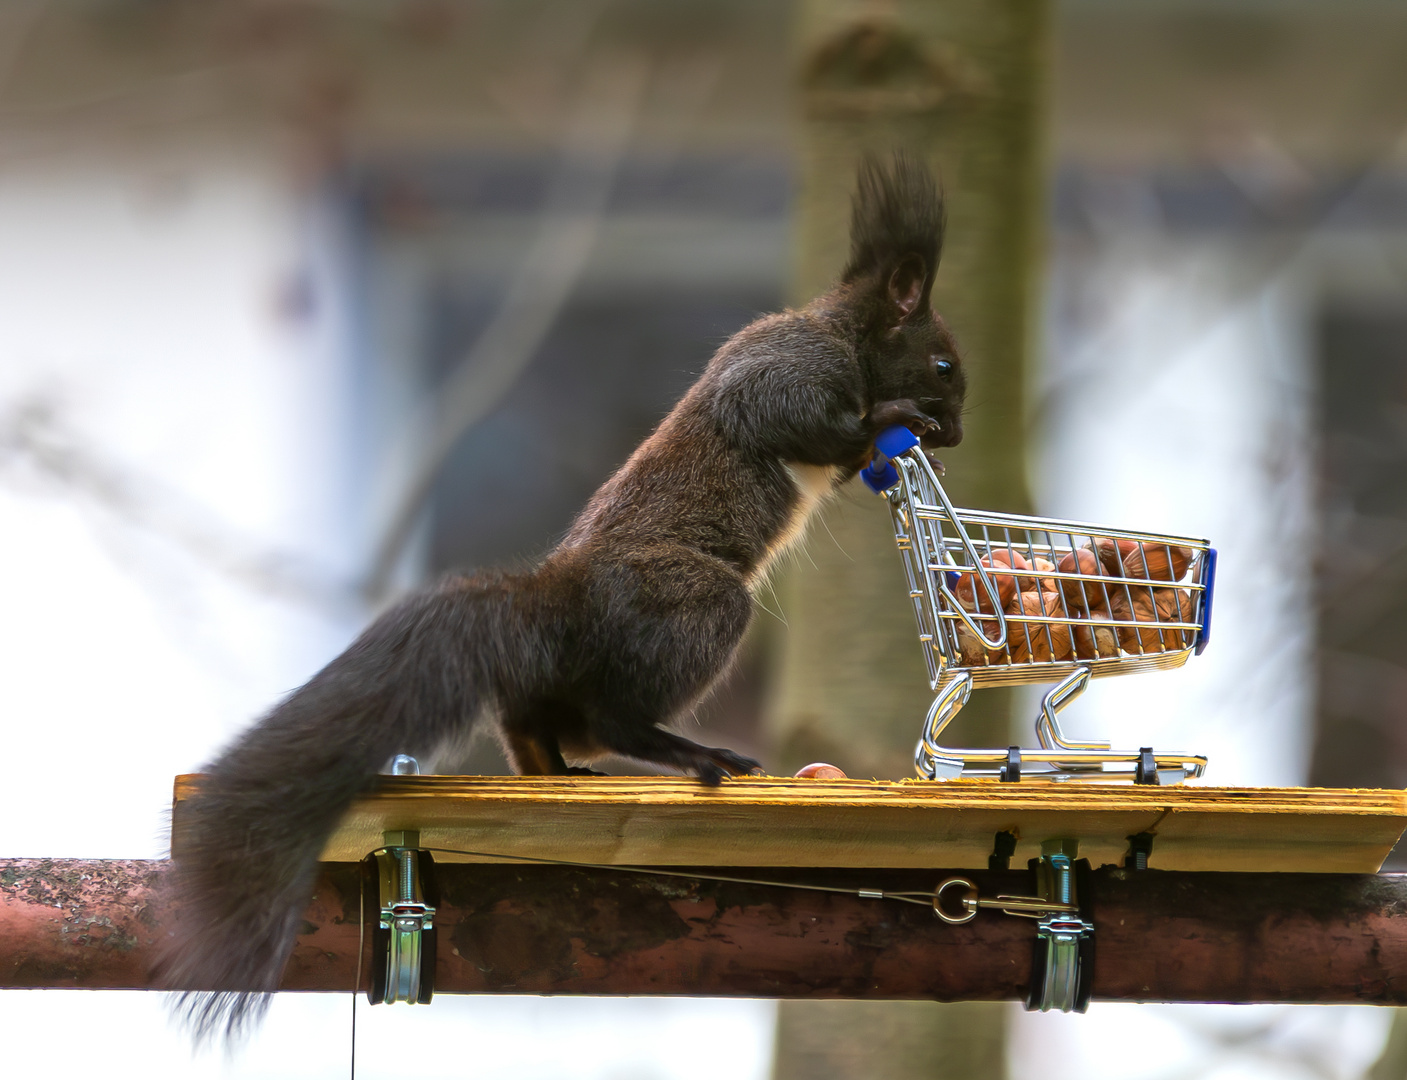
(172, 775, 1407, 873)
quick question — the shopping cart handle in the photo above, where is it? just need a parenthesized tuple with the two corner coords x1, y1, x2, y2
(860, 425, 922, 493)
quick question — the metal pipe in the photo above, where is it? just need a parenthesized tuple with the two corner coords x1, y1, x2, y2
(6, 859, 1407, 1004)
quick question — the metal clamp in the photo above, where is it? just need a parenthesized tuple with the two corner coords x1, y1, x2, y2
(368, 827, 438, 1005)
(932, 838, 1094, 1014)
(1028, 840, 1094, 1013)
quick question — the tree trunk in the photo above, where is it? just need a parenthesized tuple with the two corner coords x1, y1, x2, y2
(768, 1, 1050, 1076)
(769, 0, 1049, 779)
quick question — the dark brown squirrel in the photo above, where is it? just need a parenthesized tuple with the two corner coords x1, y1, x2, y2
(161, 152, 967, 1038)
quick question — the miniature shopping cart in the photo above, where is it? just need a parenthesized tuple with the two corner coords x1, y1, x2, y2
(860, 426, 1217, 785)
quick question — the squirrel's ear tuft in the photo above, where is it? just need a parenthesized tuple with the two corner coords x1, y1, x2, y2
(888, 254, 926, 319)
(842, 150, 944, 321)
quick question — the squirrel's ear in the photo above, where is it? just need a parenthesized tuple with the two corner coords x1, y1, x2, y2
(887, 254, 929, 321)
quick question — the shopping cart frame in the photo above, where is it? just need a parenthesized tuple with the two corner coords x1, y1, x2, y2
(861, 426, 1215, 785)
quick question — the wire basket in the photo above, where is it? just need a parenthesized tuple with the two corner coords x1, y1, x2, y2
(860, 426, 1216, 785)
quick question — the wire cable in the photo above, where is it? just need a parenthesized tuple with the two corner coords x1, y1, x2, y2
(351, 861, 366, 1080)
(365, 844, 943, 909)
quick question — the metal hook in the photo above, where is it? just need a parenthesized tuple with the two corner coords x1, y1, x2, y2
(932, 876, 1079, 925)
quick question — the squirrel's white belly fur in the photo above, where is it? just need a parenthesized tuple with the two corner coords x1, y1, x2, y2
(748, 461, 843, 588)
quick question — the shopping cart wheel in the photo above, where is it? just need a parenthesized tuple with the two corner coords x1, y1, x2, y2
(1134, 747, 1158, 785)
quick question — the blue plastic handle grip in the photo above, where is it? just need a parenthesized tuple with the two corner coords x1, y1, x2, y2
(1194, 547, 1217, 656)
(875, 425, 920, 457)
(860, 425, 921, 493)
(860, 460, 898, 493)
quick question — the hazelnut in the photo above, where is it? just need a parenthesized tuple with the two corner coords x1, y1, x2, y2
(794, 762, 848, 780)
(1073, 618, 1120, 660)
(1007, 590, 1073, 664)
(1088, 538, 1138, 578)
(1056, 547, 1111, 613)
(1109, 588, 1195, 653)
(952, 550, 1029, 613)
(1123, 543, 1194, 583)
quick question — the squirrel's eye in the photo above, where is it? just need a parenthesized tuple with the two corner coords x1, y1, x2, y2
(934, 359, 953, 378)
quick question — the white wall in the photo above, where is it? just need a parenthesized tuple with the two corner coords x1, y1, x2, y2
(0, 148, 359, 860)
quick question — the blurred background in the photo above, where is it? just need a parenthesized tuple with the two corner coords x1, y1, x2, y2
(2, 0, 1406, 1077)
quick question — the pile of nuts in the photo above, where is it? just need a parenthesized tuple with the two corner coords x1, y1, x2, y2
(948, 539, 1197, 665)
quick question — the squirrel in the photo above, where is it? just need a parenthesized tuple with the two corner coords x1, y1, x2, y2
(160, 151, 967, 1038)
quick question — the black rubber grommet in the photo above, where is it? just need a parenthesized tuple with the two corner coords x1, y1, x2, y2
(1134, 747, 1157, 785)
(989, 829, 1018, 871)
(1125, 831, 1155, 870)
(1000, 746, 1022, 783)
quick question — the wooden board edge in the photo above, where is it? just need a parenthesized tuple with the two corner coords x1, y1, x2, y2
(171, 775, 1407, 815)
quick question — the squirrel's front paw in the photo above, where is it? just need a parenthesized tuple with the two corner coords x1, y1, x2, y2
(870, 398, 940, 438)
(693, 748, 763, 786)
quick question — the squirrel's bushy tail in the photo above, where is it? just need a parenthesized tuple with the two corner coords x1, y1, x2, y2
(159, 576, 516, 1041)
(842, 151, 944, 286)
